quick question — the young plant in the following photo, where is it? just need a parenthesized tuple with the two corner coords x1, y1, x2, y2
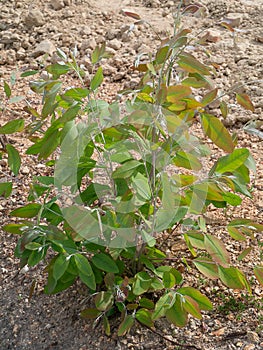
(1, 9, 262, 338)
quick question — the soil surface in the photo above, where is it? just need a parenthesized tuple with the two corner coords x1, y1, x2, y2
(0, 0, 263, 349)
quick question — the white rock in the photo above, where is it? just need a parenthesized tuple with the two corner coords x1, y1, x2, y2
(32, 39, 56, 57)
(107, 38, 122, 51)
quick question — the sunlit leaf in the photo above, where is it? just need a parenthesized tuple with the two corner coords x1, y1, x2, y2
(90, 67, 103, 91)
(136, 308, 154, 328)
(183, 295, 202, 319)
(214, 148, 249, 174)
(220, 100, 228, 118)
(173, 151, 202, 171)
(178, 53, 210, 75)
(0, 119, 24, 134)
(177, 287, 213, 310)
(254, 266, 263, 286)
(204, 234, 230, 267)
(193, 257, 219, 279)
(236, 93, 254, 112)
(10, 203, 41, 218)
(201, 88, 218, 106)
(201, 113, 235, 153)
(227, 226, 246, 241)
(152, 292, 174, 320)
(219, 266, 251, 291)
(237, 247, 253, 261)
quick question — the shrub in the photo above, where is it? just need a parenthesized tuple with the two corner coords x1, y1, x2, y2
(1, 8, 262, 337)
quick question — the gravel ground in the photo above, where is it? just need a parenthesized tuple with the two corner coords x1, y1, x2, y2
(0, 0, 263, 349)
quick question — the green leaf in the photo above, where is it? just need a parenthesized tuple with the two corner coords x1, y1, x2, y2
(28, 248, 45, 266)
(177, 287, 213, 311)
(90, 67, 103, 91)
(25, 242, 42, 250)
(139, 298, 155, 310)
(53, 254, 70, 280)
(91, 253, 119, 273)
(236, 93, 254, 112)
(39, 129, 60, 159)
(6, 144, 21, 175)
(46, 63, 71, 79)
(133, 271, 152, 295)
(214, 148, 249, 174)
(178, 53, 210, 75)
(74, 253, 96, 290)
(80, 308, 101, 319)
(136, 308, 154, 328)
(0, 182, 12, 198)
(222, 192, 242, 206)
(165, 294, 188, 327)
(4, 81, 11, 98)
(184, 231, 205, 250)
(95, 291, 114, 311)
(112, 160, 141, 179)
(201, 88, 218, 106)
(152, 293, 174, 320)
(166, 85, 192, 102)
(103, 315, 111, 336)
(59, 104, 81, 123)
(132, 173, 151, 200)
(117, 315, 134, 336)
(155, 45, 170, 64)
(182, 295, 202, 319)
(163, 271, 176, 288)
(201, 113, 235, 153)
(63, 87, 90, 101)
(227, 226, 246, 241)
(0, 119, 24, 134)
(20, 70, 38, 77)
(10, 203, 41, 218)
(56, 48, 68, 61)
(3, 223, 26, 234)
(218, 266, 250, 291)
(193, 257, 219, 279)
(237, 247, 253, 261)
(204, 234, 230, 267)
(220, 101, 228, 118)
(254, 266, 263, 286)
(9, 95, 25, 104)
(173, 151, 202, 171)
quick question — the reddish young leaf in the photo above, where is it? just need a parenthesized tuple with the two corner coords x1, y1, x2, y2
(236, 93, 255, 112)
(122, 10, 141, 20)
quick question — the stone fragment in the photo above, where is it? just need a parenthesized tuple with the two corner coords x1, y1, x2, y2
(247, 331, 259, 343)
(51, 0, 65, 11)
(24, 9, 45, 28)
(32, 39, 56, 57)
(21, 166, 30, 175)
(107, 38, 122, 51)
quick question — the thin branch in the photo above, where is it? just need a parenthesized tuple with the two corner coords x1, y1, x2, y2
(136, 320, 202, 350)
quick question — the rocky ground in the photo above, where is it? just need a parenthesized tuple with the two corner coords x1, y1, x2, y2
(0, 0, 263, 349)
